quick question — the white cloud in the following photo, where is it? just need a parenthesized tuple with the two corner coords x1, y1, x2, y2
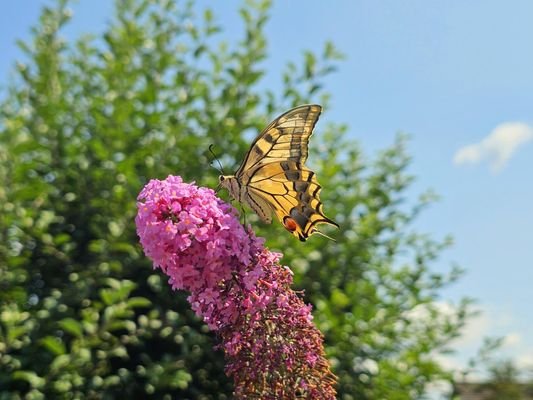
(502, 332, 522, 348)
(516, 350, 533, 370)
(453, 122, 533, 172)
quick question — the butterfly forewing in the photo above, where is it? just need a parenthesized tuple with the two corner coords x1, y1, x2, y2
(235, 104, 321, 176)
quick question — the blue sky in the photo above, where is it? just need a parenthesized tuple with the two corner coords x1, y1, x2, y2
(2, 0, 532, 386)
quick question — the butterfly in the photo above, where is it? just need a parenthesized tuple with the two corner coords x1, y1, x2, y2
(217, 104, 338, 241)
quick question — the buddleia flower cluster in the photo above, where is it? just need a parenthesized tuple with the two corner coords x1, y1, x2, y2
(135, 175, 336, 398)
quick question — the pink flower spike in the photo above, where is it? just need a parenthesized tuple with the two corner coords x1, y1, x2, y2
(135, 175, 337, 399)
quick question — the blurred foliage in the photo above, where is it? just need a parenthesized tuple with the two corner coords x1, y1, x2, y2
(483, 361, 532, 400)
(452, 360, 533, 400)
(454, 341, 533, 400)
(0, 0, 474, 398)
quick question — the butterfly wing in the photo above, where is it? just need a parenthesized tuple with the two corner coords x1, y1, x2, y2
(235, 104, 322, 176)
(245, 161, 338, 241)
(241, 186, 273, 224)
(232, 104, 338, 241)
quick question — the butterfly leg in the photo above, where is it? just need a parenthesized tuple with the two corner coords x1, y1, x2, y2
(241, 204, 247, 227)
(227, 198, 246, 226)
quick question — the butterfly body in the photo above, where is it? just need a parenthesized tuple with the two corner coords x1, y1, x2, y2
(219, 104, 338, 241)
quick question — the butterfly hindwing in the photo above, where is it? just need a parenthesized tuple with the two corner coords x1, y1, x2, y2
(242, 188, 273, 223)
(245, 161, 338, 241)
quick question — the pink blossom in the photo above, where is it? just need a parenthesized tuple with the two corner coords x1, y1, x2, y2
(136, 175, 336, 398)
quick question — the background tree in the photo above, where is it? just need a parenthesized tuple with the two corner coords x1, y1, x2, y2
(0, 0, 473, 398)
(485, 361, 527, 400)
(453, 341, 533, 400)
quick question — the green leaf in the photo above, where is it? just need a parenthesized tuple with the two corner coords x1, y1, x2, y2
(40, 336, 66, 356)
(330, 288, 350, 309)
(126, 296, 152, 308)
(50, 354, 70, 372)
(7, 326, 28, 342)
(12, 371, 45, 388)
(58, 318, 83, 337)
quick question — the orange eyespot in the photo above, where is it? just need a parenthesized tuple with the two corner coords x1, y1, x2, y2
(283, 217, 298, 232)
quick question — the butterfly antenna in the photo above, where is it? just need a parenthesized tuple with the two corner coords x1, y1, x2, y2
(208, 144, 226, 175)
(314, 229, 337, 242)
